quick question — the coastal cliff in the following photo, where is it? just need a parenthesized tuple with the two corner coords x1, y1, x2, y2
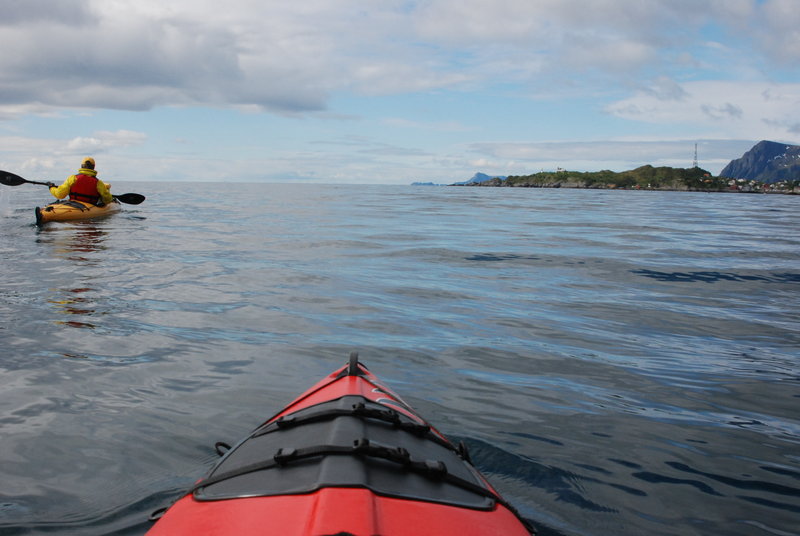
(453, 165, 798, 193)
(444, 141, 800, 193)
(719, 140, 800, 183)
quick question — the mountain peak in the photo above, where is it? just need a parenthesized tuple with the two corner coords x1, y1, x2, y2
(720, 140, 800, 183)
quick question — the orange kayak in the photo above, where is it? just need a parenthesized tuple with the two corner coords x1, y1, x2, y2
(35, 199, 121, 225)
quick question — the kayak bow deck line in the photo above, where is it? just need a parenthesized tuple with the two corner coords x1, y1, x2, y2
(146, 353, 535, 535)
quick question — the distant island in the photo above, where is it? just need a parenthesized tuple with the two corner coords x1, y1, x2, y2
(413, 173, 509, 187)
(454, 165, 797, 194)
(445, 140, 800, 194)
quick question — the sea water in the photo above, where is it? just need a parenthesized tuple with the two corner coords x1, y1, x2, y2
(0, 182, 798, 535)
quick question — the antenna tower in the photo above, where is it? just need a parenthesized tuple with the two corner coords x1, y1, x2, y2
(692, 143, 698, 168)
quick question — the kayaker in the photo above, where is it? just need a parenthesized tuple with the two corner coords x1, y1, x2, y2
(47, 157, 113, 206)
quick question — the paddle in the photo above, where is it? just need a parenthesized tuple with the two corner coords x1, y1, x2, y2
(0, 170, 145, 205)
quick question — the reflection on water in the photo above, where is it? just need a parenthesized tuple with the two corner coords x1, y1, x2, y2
(0, 187, 10, 217)
(37, 223, 109, 335)
(49, 287, 97, 329)
(38, 222, 108, 262)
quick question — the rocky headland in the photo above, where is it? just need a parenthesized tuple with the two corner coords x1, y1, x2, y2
(451, 140, 800, 194)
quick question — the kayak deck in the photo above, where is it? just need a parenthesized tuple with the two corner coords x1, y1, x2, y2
(35, 199, 120, 225)
(147, 353, 534, 535)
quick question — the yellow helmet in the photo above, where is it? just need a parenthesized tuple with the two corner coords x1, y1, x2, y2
(81, 157, 95, 169)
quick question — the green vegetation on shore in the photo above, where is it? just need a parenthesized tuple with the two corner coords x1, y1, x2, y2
(459, 165, 799, 193)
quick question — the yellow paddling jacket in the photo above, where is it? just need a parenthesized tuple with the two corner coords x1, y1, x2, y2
(50, 168, 113, 205)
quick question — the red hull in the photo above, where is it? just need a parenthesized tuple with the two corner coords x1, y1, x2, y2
(147, 354, 533, 535)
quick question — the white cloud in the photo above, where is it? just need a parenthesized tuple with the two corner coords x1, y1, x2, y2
(0, 0, 93, 26)
(0, 0, 796, 118)
(65, 130, 147, 153)
(606, 80, 800, 140)
(642, 76, 690, 101)
(724, 0, 800, 65)
(409, 0, 764, 79)
(0, 1, 798, 184)
(0, 130, 147, 178)
(466, 139, 764, 176)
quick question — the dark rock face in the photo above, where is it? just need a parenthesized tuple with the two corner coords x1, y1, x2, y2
(719, 140, 800, 182)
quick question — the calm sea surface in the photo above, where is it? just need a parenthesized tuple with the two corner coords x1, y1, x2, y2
(1, 182, 798, 535)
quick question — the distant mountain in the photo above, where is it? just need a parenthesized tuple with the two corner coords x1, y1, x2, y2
(719, 140, 800, 183)
(453, 172, 507, 185)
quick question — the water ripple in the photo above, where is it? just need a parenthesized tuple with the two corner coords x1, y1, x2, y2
(1, 184, 799, 535)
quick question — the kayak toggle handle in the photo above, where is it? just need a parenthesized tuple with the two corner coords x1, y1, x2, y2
(215, 442, 232, 457)
(148, 506, 168, 522)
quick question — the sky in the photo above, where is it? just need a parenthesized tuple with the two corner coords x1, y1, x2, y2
(0, 0, 798, 184)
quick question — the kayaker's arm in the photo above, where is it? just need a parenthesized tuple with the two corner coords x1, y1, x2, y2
(96, 180, 113, 205)
(49, 175, 77, 199)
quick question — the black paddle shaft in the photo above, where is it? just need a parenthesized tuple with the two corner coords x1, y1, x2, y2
(0, 170, 145, 205)
(0, 171, 49, 187)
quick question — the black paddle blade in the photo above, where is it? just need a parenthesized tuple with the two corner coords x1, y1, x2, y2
(114, 193, 146, 205)
(2, 169, 145, 205)
(0, 170, 28, 186)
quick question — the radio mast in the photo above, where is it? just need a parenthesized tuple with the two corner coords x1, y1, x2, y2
(692, 143, 698, 168)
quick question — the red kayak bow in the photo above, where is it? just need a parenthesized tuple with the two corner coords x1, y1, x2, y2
(147, 353, 534, 535)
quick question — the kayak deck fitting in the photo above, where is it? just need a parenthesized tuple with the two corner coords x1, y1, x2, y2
(35, 199, 121, 225)
(147, 353, 535, 535)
